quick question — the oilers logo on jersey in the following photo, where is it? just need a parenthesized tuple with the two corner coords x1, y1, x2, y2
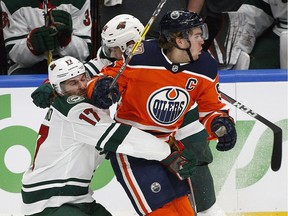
(147, 86, 190, 126)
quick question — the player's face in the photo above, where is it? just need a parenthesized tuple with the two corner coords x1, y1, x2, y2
(107, 41, 135, 60)
(109, 46, 123, 60)
(60, 73, 88, 97)
(187, 27, 204, 60)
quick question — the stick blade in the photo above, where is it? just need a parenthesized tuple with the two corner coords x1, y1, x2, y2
(220, 91, 283, 172)
(271, 127, 282, 171)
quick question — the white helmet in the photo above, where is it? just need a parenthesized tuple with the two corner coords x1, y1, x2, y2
(48, 56, 86, 95)
(101, 14, 144, 52)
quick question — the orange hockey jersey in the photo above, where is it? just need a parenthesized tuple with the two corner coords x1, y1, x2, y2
(87, 40, 230, 140)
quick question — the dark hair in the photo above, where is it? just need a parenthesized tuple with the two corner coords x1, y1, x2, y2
(158, 32, 182, 50)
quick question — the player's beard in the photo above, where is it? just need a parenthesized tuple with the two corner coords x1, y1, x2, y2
(78, 90, 87, 98)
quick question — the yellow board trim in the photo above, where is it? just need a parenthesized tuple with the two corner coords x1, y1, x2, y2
(228, 212, 288, 216)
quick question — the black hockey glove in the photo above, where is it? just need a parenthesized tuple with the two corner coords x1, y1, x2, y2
(91, 76, 120, 109)
(31, 83, 54, 108)
(211, 115, 237, 151)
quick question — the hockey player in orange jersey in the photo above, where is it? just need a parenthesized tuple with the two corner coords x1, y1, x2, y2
(87, 11, 237, 216)
(30, 11, 237, 216)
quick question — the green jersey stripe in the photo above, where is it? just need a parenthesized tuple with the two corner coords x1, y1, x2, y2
(180, 107, 199, 128)
(104, 124, 132, 152)
(22, 178, 91, 189)
(22, 184, 89, 204)
(96, 123, 117, 150)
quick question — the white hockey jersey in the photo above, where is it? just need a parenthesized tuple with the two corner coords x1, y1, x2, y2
(21, 95, 170, 215)
(1, 0, 92, 74)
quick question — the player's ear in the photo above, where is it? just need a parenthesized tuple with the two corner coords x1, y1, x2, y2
(175, 37, 188, 49)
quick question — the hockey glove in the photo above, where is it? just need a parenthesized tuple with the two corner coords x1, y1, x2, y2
(162, 150, 197, 180)
(27, 26, 58, 55)
(91, 76, 120, 109)
(50, 10, 73, 47)
(31, 83, 54, 108)
(211, 116, 237, 151)
(162, 139, 197, 180)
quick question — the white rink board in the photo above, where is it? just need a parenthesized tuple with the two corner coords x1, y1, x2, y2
(0, 72, 287, 216)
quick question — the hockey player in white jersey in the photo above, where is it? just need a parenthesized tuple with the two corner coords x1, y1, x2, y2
(1, 0, 92, 75)
(21, 56, 172, 215)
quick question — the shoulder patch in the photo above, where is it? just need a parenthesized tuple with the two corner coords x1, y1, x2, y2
(67, 96, 86, 104)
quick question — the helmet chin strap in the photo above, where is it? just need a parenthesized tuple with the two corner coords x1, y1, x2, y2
(186, 50, 194, 62)
(175, 40, 194, 62)
(185, 40, 194, 62)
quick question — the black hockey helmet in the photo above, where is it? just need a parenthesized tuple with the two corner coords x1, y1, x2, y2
(159, 10, 208, 39)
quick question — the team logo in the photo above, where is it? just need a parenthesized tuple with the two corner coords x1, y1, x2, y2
(67, 96, 85, 104)
(116, 21, 126, 30)
(147, 87, 189, 125)
(170, 11, 180, 20)
(171, 64, 179, 73)
(125, 43, 144, 56)
(49, 63, 56, 71)
(102, 25, 108, 32)
(151, 182, 161, 193)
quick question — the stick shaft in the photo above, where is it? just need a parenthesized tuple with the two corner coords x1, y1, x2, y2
(220, 91, 282, 171)
(91, 0, 101, 58)
(110, 0, 167, 87)
(187, 178, 197, 215)
(43, 0, 52, 65)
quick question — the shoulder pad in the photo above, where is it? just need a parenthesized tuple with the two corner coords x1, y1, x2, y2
(52, 95, 91, 117)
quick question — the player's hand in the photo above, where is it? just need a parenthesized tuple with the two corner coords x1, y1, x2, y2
(27, 26, 58, 55)
(49, 10, 73, 47)
(91, 76, 120, 109)
(31, 83, 54, 108)
(211, 115, 237, 151)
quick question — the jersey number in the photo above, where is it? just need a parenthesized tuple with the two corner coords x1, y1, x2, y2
(32, 124, 49, 170)
(79, 108, 100, 125)
(83, 9, 91, 26)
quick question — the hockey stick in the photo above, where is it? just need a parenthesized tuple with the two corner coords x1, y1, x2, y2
(220, 91, 282, 172)
(91, 0, 101, 58)
(110, 0, 167, 87)
(187, 178, 197, 215)
(43, 0, 52, 65)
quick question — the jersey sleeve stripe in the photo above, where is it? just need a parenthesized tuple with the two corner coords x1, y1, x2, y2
(103, 124, 132, 152)
(96, 123, 132, 152)
(96, 123, 117, 150)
